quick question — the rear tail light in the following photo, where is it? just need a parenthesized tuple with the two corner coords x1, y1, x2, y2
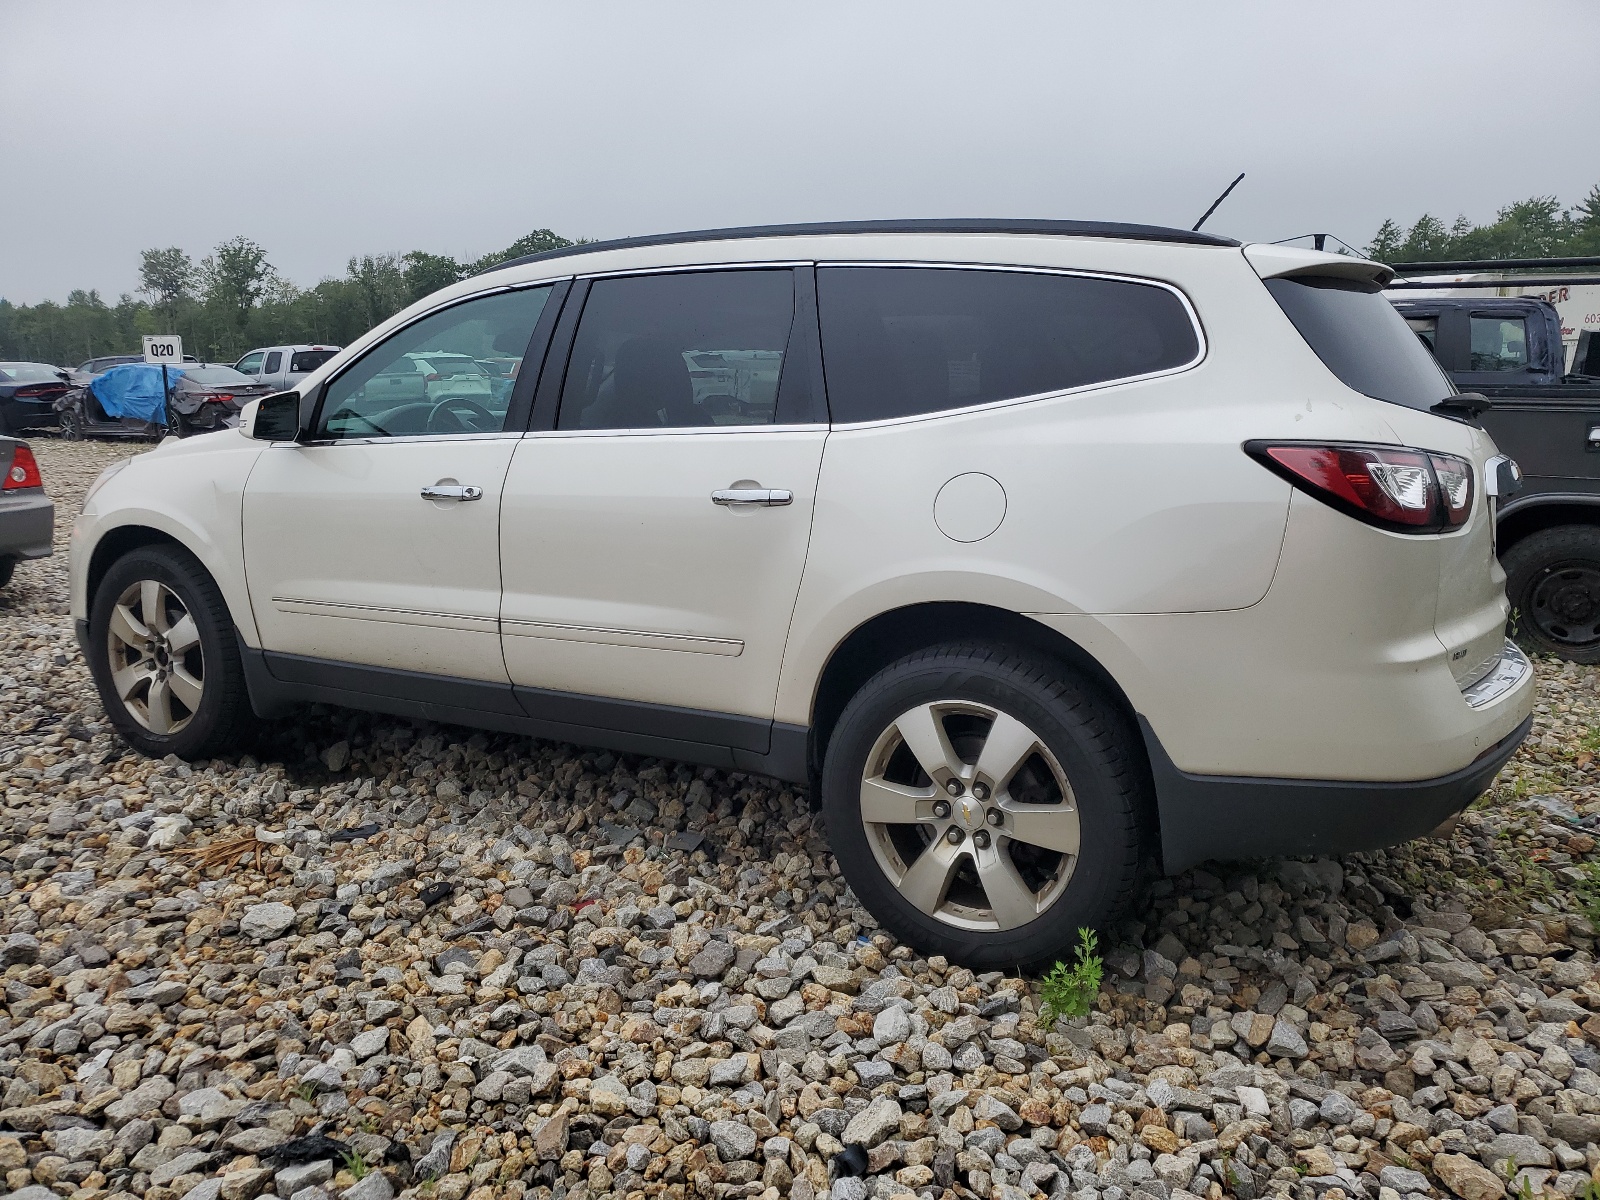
(13, 385, 63, 398)
(1245, 440, 1475, 534)
(4, 446, 43, 491)
(203, 392, 234, 404)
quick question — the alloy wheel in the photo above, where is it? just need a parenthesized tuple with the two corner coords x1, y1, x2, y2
(105, 579, 205, 734)
(859, 700, 1079, 931)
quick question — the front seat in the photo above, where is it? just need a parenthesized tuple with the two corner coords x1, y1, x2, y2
(585, 336, 696, 428)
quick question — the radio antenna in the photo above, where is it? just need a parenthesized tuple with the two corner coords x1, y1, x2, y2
(1192, 173, 1245, 232)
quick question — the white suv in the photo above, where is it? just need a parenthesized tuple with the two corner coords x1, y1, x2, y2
(69, 219, 1534, 967)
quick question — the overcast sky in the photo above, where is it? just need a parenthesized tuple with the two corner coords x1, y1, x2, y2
(3, 1, 1598, 305)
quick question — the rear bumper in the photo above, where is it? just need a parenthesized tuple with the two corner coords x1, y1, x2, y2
(0, 491, 54, 560)
(1147, 710, 1531, 874)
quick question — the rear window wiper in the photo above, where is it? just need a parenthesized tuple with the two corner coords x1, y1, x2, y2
(1430, 392, 1490, 423)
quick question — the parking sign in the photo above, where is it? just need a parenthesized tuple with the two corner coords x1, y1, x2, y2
(142, 335, 183, 364)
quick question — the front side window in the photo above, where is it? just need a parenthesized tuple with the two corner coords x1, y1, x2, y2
(1470, 316, 1529, 372)
(236, 352, 264, 375)
(817, 266, 1200, 423)
(1404, 315, 1439, 355)
(263, 351, 283, 374)
(315, 286, 552, 440)
(558, 270, 795, 430)
(1264, 276, 1451, 411)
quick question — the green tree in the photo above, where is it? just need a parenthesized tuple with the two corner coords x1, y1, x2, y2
(401, 251, 464, 304)
(1368, 182, 1600, 263)
(201, 237, 277, 329)
(137, 247, 194, 326)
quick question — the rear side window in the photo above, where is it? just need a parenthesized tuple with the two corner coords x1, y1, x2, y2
(1264, 276, 1451, 410)
(264, 352, 283, 373)
(291, 350, 336, 373)
(816, 266, 1200, 423)
(559, 270, 795, 430)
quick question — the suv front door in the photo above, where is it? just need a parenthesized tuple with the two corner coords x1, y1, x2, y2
(242, 284, 562, 688)
(499, 268, 826, 751)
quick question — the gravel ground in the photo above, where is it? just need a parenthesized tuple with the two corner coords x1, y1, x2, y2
(5, 439, 1600, 1200)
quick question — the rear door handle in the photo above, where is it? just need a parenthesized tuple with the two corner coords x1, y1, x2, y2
(712, 488, 792, 507)
(421, 484, 483, 501)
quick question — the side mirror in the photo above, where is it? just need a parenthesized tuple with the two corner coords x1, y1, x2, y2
(250, 391, 304, 441)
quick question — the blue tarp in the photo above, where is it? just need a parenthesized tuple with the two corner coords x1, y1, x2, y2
(88, 363, 185, 423)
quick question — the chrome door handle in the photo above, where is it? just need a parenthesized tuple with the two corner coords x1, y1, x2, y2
(421, 484, 483, 501)
(712, 488, 792, 507)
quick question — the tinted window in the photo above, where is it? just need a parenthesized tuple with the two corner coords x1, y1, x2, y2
(316, 286, 551, 440)
(1470, 316, 1529, 372)
(559, 270, 794, 430)
(263, 352, 283, 373)
(236, 352, 264, 375)
(816, 267, 1199, 423)
(290, 350, 337, 373)
(1264, 276, 1451, 411)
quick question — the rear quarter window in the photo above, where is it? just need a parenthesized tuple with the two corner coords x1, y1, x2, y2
(816, 266, 1200, 423)
(1264, 275, 1451, 411)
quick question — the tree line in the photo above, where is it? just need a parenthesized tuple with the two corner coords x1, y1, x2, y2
(1366, 183, 1600, 262)
(0, 229, 579, 367)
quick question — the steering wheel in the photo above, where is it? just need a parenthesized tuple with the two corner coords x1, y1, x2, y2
(426, 395, 497, 433)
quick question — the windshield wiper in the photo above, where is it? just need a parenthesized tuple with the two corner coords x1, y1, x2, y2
(1430, 391, 1490, 423)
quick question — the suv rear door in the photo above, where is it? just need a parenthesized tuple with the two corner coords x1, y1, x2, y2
(497, 267, 826, 746)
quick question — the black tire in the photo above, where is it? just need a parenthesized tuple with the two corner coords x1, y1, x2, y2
(0, 557, 15, 589)
(1504, 525, 1600, 664)
(821, 643, 1146, 970)
(59, 406, 84, 441)
(87, 544, 251, 759)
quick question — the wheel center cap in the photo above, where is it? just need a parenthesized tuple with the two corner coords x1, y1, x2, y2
(954, 795, 984, 831)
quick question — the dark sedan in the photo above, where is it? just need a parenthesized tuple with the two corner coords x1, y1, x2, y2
(167, 365, 276, 435)
(0, 362, 70, 435)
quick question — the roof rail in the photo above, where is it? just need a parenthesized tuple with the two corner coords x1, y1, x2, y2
(480, 218, 1240, 275)
(1389, 255, 1600, 275)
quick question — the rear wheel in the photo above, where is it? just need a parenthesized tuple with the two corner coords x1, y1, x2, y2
(821, 643, 1146, 969)
(87, 545, 251, 758)
(0, 557, 15, 589)
(59, 405, 85, 441)
(1505, 525, 1600, 663)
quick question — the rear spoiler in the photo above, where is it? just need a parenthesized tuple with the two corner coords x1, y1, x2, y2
(1243, 244, 1394, 286)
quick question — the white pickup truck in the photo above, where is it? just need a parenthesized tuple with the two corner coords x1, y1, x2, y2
(232, 345, 341, 392)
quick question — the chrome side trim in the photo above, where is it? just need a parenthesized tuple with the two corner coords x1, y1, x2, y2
(1462, 639, 1532, 709)
(501, 618, 744, 657)
(272, 597, 498, 633)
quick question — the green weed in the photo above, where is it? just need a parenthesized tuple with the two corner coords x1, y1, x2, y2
(1038, 927, 1104, 1024)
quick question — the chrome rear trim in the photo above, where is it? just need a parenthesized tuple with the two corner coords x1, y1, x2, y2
(1462, 639, 1532, 709)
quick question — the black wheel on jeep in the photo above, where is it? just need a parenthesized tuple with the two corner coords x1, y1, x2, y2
(1504, 524, 1600, 663)
(87, 544, 251, 759)
(821, 642, 1146, 970)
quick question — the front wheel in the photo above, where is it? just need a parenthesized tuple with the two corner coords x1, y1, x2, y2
(87, 544, 251, 759)
(1504, 525, 1600, 663)
(59, 406, 85, 441)
(821, 643, 1146, 970)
